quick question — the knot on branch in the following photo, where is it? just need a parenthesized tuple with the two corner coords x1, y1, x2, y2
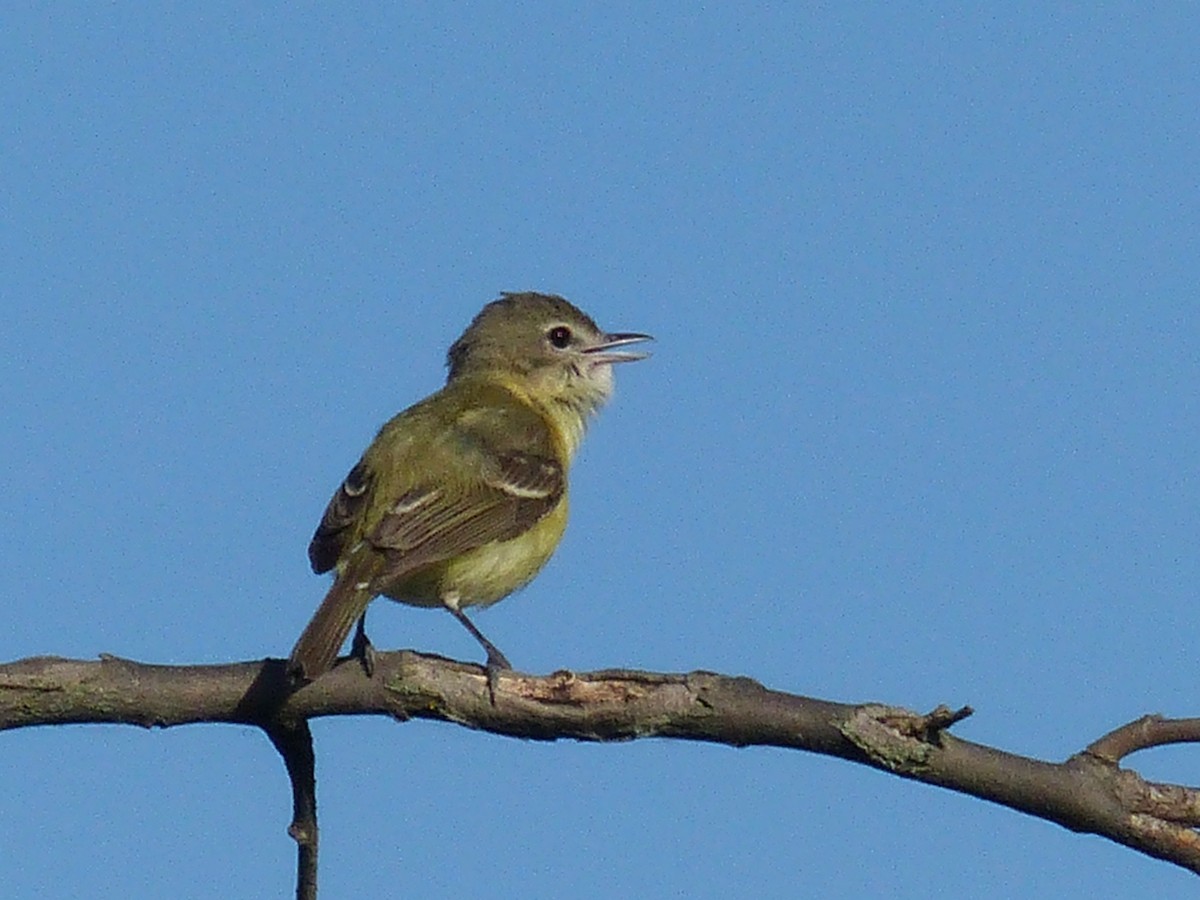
(840, 703, 972, 772)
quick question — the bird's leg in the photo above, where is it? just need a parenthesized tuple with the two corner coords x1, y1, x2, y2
(349, 613, 377, 677)
(445, 603, 511, 701)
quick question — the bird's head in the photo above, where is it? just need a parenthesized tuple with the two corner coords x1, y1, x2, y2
(447, 292, 652, 420)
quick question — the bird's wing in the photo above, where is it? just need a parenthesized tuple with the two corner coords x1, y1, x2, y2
(366, 447, 563, 576)
(308, 391, 565, 579)
(308, 459, 373, 573)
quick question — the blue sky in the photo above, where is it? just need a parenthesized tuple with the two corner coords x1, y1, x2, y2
(3, 5, 1199, 898)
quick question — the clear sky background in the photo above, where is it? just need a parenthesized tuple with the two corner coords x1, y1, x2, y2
(2, 5, 1198, 899)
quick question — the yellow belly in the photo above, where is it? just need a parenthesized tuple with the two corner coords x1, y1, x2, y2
(380, 497, 568, 609)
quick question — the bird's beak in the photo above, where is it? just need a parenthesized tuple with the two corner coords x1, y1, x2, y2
(582, 332, 654, 364)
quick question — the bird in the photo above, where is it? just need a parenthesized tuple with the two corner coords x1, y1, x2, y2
(286, 292, 651, 685)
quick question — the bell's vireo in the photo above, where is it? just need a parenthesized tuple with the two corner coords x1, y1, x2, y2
(287, 292, 651, 682)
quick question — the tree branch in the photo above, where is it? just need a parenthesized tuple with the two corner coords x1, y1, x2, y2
(2, 650, 1198, 881)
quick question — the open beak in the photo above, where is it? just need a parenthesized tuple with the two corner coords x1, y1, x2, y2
(582, 332, 654, 365)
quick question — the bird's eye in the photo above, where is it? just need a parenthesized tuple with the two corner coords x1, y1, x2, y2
(547, 325, 573, 349)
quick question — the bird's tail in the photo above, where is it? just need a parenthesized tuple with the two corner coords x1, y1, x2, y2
(287, 574, 375, 682)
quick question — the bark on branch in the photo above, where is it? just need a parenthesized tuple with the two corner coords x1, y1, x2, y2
(2, 650, 1198, 888)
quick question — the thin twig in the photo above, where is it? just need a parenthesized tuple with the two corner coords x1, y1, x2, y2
(1086, 715, 1200, 764)
(264, 720, 319, 900)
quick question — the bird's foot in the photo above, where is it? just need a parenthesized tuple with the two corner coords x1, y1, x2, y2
(350, 619, 377, 678)
(484, 647, 512, 704)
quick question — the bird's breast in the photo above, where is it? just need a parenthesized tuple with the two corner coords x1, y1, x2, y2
(379, 497, 569, 609)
